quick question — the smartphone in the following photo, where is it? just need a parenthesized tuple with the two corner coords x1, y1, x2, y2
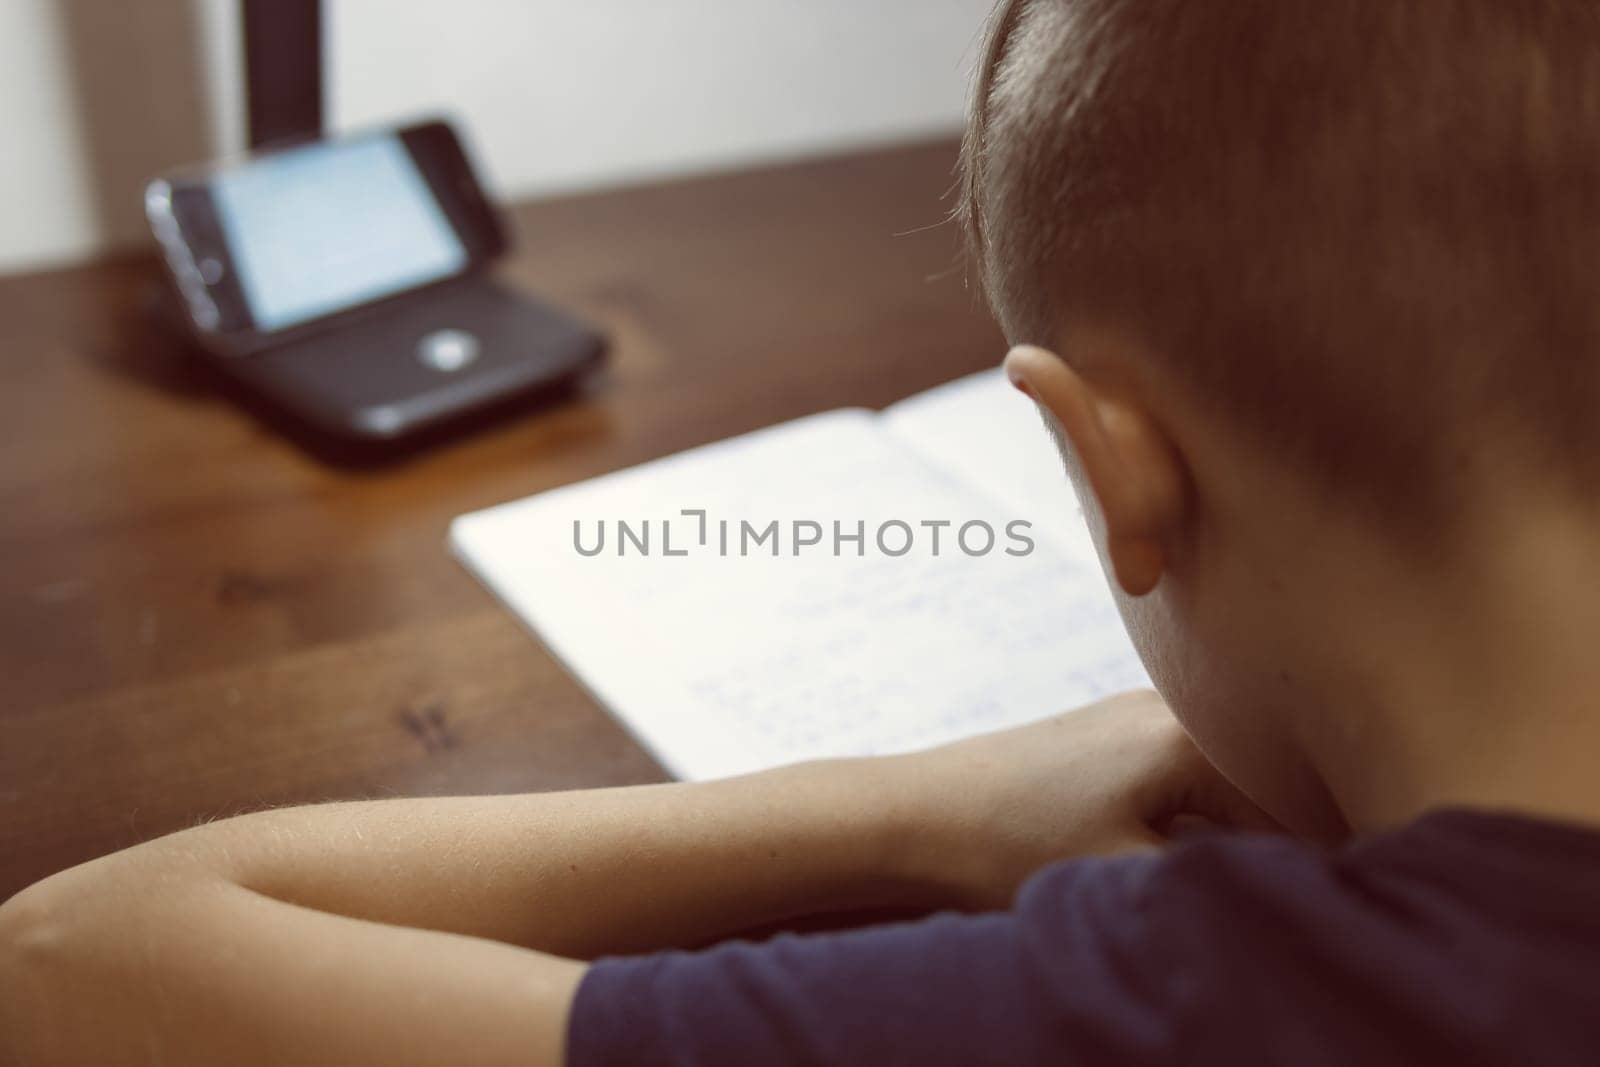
(145, 118, 604, 443)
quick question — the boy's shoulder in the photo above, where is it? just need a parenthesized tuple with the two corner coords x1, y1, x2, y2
(1112, 807, 1600, 929)
(1034, 808, 1600, 968)
(1021, 810, 1600, 1061)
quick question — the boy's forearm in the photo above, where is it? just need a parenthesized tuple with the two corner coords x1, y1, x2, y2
(64, 758, 938, 960)
(0, 758, 948, 1067)
(0, 694, 1254, 1066)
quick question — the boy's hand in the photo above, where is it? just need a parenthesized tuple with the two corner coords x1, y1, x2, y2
(884, 690, 1281, 909)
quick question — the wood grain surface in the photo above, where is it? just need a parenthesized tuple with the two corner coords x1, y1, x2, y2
(0, 137, 1005, 901)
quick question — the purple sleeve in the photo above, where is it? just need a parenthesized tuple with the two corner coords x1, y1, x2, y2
(568, 817, 1598, 1065)
(565, 853, 1183, 1067)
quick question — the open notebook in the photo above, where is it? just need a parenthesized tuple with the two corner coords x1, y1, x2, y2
(450, 369, 1150, 781)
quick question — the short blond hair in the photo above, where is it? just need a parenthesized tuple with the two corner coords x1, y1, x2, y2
(960, 0, 1600, 508)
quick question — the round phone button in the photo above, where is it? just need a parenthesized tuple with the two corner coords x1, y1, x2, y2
(198, 258, 225, 285)
(417, 328, 480, 373)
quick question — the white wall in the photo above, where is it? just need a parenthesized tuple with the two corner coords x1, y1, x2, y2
(0, 0, 108, 271)
(329, 0, 993, 200)
(0, 0, 227, 275)
(0, 0, 993, 276)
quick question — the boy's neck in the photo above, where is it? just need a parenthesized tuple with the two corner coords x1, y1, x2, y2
(1292, 487, 1600, 834)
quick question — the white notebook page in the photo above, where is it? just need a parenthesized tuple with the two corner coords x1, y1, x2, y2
(450, 372, 1148, 781)
(880, 369, 1102, 568)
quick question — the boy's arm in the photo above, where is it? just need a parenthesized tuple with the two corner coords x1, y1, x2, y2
(0, 691, 1273, 1067)
(0, 762, 931, 1067)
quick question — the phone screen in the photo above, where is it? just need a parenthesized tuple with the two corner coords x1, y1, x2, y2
(210, 134, 469, 332)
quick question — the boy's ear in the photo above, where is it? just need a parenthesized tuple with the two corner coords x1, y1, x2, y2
(1004, 344, 1188, 596)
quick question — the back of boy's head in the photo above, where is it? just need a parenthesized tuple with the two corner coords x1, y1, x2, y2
(962, 0, 1600, 516)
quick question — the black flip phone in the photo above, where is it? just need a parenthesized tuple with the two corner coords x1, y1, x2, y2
(145, 118, 604, 443)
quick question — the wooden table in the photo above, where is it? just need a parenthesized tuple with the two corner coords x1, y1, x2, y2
(0, 137, 1004, 902)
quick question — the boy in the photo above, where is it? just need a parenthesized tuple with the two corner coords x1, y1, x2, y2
(5, 0, 1600, 1063)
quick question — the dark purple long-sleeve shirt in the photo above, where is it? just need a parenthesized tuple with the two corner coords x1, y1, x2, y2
(569, 810, 1600, 1065)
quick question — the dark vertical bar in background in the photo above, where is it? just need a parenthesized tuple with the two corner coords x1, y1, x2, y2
(243, 0, 323, 149)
